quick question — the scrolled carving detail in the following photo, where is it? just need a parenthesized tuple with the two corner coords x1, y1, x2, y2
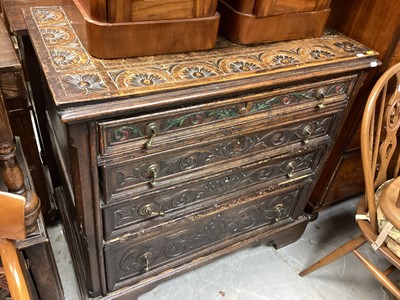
(112, 116, 333, 191)
(113, 188, 302, 281)
(109, 151, 320, 232)
(109, 81, 350, 144)
(119, 246, 156, 274)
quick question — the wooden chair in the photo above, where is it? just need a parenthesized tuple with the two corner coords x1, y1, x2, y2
(300, 62, 400, 298)
(0, 191, 31, 300)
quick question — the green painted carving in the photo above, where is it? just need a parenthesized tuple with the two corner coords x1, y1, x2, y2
(111, 82, 349, 143)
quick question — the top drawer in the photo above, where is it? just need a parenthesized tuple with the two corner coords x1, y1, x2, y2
(98, 75, 356, 157)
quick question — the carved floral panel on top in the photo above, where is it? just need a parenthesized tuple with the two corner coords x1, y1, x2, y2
(60, 73, 108, 95)
(26, 6, 378, 105)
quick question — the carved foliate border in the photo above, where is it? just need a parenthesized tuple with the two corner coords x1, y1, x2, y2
(28, 6, 378, 102)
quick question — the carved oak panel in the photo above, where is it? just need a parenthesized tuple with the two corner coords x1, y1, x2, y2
(104, 181, 311, 291)
(103, 147, 325, 238)
(101, 113, 338, 202)
(98, 75, 355, 156)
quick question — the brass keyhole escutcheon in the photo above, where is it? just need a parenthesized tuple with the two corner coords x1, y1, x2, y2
(140, 203, 165, 218)
(317, 90, 326, 109)
(302, 126, 313, 145)
(144, 123, 159, 149)
(272, 204, 284, 222)
(147, 164, 160, 187)
(286, 161, 296, 178)
(139, 252, 153, 272)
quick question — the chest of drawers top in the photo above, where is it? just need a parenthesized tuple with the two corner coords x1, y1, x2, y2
(24, 6, 378, 123)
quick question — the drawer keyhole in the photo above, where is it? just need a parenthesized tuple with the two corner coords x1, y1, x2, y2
(141, 204, 165, 218)
(286, 162, 296, 178)
(140, 252, 153, 273)
(272, 204, 284, 222)
(302, 126, 313, 145)
(147, 164, 160, 187)
(317, 91, 326, 109)
(145, 123, 159, 149)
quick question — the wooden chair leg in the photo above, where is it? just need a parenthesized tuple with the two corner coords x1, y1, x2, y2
(0, 239, 31, 300)
(299, 235, 366, 276)
(353, 249, 400, 299)
(383, 265, 397, 276)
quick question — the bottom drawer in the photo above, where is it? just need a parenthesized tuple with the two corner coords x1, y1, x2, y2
(104, 178, 312, 291)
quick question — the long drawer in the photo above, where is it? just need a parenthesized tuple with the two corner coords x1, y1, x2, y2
(100, 108, 343, 203)
(98, 75, 356, 157)
(103, 144, 327, 239)
(104, 178, 313, 291)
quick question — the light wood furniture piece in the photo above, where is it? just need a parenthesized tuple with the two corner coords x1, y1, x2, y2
(307, 0, 400, 215)
(24, 6, 379, 299)
(0, 14, 64, 299)
(107, 0, 218, 22)
(218, 0, 331, 44)
(62, 0, 220, 58)
(300, 62, 400, 299)
(0, 191, 31, 300)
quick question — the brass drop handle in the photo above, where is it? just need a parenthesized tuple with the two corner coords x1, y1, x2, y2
(142, 204, 165, 217)
(286, 162, 296, 178)
(140, 252, 152, 272)
(317, 91, 326, 109)
(302, 126, 313, 145)
(144, 123, 159, 149)
(147, 164, 160, 187)
(272, 204, 284, 222)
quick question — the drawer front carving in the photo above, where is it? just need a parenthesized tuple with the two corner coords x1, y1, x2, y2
(98, 75, 356, 156)
(104, 181, 312, 291)
(103, 146, 325, 238)
(101, 113, 339, 202)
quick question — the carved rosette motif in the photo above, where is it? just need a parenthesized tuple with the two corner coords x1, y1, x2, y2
(61, 73, 108, 95)
(32, 8, 65, 25)
(111, 188, 302, 283)
(110, 82, 348, 144)
(40, 26, 75, 45)
(111, 117, 331, 193)
(30, 7, 376, 102)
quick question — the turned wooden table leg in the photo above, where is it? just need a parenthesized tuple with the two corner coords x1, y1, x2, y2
(0, 93, 40, 234)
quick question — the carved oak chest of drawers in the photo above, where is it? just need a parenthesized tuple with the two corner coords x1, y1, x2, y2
(24, 6, 379, 299)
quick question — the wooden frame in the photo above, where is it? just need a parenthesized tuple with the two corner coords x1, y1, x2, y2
(218, 0, 330, 44)
(62, 0, 220, 58)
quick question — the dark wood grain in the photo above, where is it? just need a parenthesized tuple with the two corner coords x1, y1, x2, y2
(0, 16, 58, 222)
(0, 22, 19, 73)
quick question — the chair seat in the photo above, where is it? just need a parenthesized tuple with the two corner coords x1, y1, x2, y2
(376, 179, 400, 258)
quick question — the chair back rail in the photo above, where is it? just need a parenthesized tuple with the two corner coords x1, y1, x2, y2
(361, 62, 400, 233)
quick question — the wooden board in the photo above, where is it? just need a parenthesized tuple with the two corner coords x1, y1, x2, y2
(61, 0, 219, 58)
(219, 0, 330, 44)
